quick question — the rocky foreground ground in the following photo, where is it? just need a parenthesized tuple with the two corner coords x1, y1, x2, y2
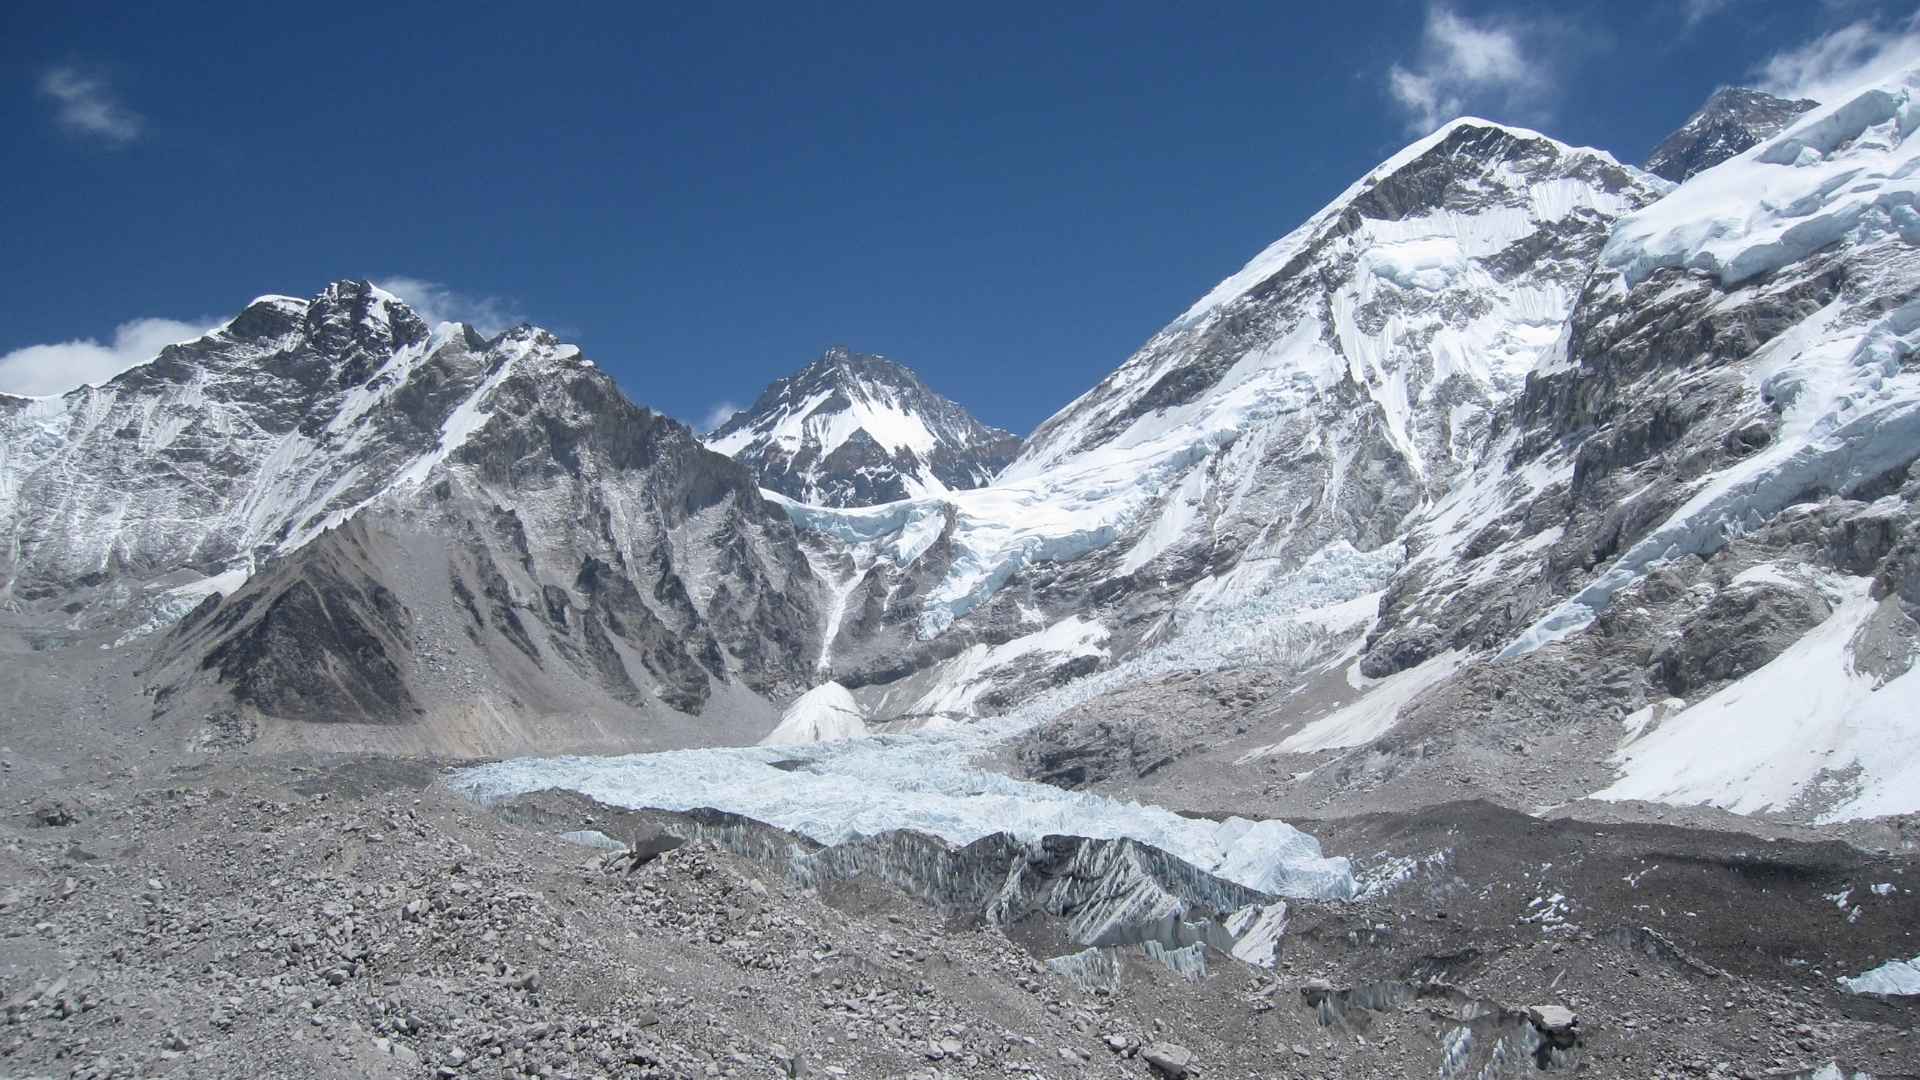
(2, 752, 1917, 1079)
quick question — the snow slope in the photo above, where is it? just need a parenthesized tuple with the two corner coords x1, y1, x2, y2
(0, 282, 590, 620)
(1593, 581, 1920, 821)
(761, 682, 871, 745)
(771, 120, 1662, 682)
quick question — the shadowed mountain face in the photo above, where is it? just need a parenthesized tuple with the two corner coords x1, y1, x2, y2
(1644, 86, 1817, 183)
(704, 346, 1020, 508)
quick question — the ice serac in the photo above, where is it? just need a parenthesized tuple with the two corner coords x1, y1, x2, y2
(705, 347, 1019, 508)
(1343, 64, 1920, 821)
(1645, 86, 1818, 184)
(786, 119, 1664, 718)
(459, 737, 1346, 979)
(0, 280, 824, 755)
(560, 804, 1296, 985)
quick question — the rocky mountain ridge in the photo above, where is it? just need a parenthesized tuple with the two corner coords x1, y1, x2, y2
(2, 281, 823, 756)
(1645, 86, 1818, 183)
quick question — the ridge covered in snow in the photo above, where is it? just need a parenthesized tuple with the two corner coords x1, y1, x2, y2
(765, 118, 1664, 704)
(0, 280, 588, 615)
(706, 346, 1019, 507)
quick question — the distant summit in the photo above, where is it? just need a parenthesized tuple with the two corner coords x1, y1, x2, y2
(705, 346, 1019, 507)
(1645, 86, 1817, 183)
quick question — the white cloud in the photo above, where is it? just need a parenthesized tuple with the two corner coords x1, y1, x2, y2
(699, 401, 743, 434)
(39, 67, 143, 145)
(1681, 0, 1734, 29)
(374, 276, 524, 336)
(1756, 12, 1920, 103)
(1385, 5, 1554, 134)
(0, 317, 212, 398)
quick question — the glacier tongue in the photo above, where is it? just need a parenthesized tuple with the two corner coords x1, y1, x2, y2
(448, 728, 1355, 901)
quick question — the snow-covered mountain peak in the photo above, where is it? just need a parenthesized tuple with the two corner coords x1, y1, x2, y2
(705, 347, 1019, 507)
(1164, 119, 1645, 331)
(0, 280, 597, 612)
(1008, 118, 1664, 485)
(763, 117, 1667, 704)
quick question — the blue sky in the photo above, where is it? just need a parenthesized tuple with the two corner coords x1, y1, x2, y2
(4, 1, 1917, 434)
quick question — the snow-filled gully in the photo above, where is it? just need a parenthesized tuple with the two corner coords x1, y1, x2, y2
(449, 727, 1354, 978)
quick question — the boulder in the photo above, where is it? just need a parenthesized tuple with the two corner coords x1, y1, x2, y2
(1141, 1041, 1194, 1078)
(1526, 1004, 1579, 1048)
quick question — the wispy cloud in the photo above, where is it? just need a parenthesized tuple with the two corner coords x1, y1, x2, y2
(39, 66, 143, 145)
(699, 401, 742, 434)
(1385, 5, 1558, 134)
(1680, 0, 1735, 30)
(375, 276, 525, 336)
(1756, 11, 1920, 103)
(0, 317, 212, 398)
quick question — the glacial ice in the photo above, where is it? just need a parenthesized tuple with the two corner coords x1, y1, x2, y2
(449, 728, 1357, 901)
(1839, 954, 1920, 996)
(1505, 90, 1920, 660)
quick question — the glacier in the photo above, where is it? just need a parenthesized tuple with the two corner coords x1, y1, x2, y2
(448, 726, 1357, 901)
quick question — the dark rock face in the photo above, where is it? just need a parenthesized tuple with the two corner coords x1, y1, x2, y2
(181, 520, 418, 724)
(1650, 579, 1832, 697)
(1362, 232, 1920, 683)
(706, 347, 1019, 507)
(1645, 87, 1817, 183)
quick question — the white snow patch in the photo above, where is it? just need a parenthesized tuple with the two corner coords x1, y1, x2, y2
(909, 617, 1110, 717)
(1239, 650, 1467, 760)
(761, 682, 871, 746)
(1605, 68, 1920, 289)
